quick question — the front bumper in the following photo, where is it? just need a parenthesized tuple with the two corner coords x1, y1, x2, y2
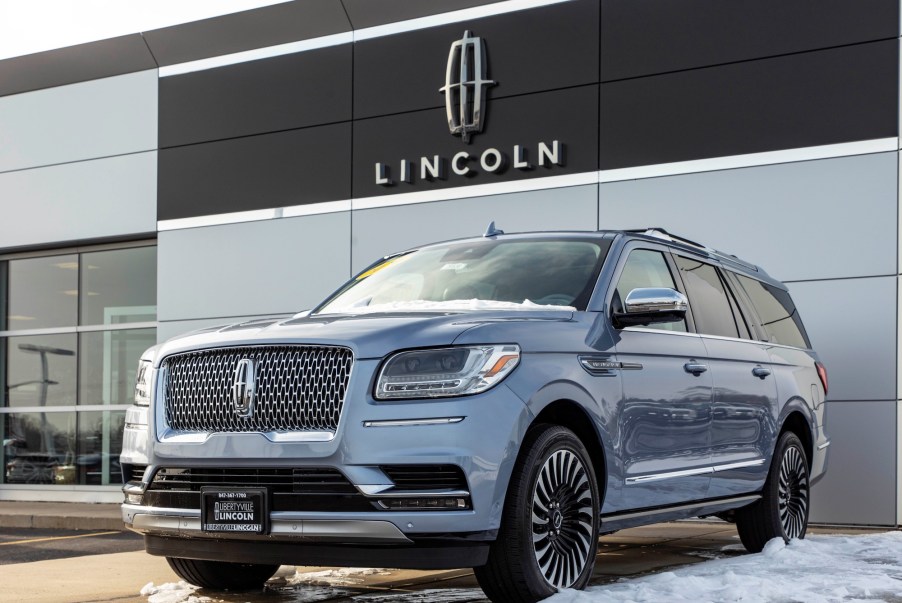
(122, 363, 530, 565)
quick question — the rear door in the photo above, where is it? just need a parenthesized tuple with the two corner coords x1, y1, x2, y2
(671, 254, 778, 498)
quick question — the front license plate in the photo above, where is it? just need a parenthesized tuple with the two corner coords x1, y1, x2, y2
(201, 487, 267, 534)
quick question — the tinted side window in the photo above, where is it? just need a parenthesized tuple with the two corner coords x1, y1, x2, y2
(736, 275, 810, 348)
(673, 256, 739, 338)
(613, 249, 686, 332)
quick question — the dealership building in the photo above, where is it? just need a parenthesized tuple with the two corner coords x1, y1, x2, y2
(0, 0, 897, 526)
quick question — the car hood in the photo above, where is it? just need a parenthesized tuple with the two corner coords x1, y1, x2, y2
(153, 309, 576, 363)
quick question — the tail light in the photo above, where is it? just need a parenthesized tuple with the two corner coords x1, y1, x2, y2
(815, 361, 828, 396)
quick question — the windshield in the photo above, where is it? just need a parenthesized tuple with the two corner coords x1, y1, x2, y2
(315, 238, 610, 315)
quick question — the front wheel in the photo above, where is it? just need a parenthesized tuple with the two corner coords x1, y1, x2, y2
(166, 557, 279, 591)
(736, 431, 810, 553)
(475, 424, 600, 602)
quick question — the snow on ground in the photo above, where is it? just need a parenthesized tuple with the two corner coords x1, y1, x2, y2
(551, 532, 902, 603)
(288, 567, 392, 586)
(139, 532, 902, 603)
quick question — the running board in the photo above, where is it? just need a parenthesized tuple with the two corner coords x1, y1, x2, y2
(600, 494, 760, 533)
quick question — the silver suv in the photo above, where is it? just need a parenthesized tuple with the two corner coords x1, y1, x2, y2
(121, 227, 828, 602)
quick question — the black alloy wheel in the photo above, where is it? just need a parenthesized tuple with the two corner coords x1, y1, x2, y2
(475, 424, 600, 602)
(736, 431, 810, 553)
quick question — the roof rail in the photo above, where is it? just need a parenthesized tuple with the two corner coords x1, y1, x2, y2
(624, 228, 759, 273)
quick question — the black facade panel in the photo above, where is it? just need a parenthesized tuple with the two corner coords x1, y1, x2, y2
(341, 0, 506, 29)
(601, 0, 900, 81)
(144, 0, 351, 67)
(353, 85, 599, 199)
(158, 123, 351, 221)
(159, 45, 352, 149)
(600, 41, 899, 170)
(0, 35, 157, 98)
(353, 0, 599, 119)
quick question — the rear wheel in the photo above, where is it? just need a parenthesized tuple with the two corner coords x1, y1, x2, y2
(166, 557, 279, 591)
(475, 424, 600, 602)
(736, 431, 810, 553)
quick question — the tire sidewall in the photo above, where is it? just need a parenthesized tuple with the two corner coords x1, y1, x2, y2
(768, 432, 810, 542)
(515, 426, 600, 596)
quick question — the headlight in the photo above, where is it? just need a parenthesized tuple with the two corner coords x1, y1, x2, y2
(134, 359, 152, 406)
(375, 345, 520, 400)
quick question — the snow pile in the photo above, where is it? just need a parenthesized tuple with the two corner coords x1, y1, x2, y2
(139, 581, 210, 603)
(551, 532, 902, 603)
(328, 299, 576, 315)
(289, 567, 392, 586)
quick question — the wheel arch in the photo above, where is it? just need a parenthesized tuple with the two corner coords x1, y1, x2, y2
(528, 398, 609, 505)
(779, 408, 814, 468)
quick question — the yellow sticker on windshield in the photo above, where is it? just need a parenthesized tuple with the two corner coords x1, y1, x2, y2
(355, 254, 408, 280)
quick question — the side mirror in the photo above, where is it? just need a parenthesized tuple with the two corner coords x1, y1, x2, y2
(613, 287, 688, 328)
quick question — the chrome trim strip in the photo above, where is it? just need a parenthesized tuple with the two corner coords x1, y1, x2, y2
(128, 512, 412, 543)
(157, 429, 337, 444)
(124, 422, 146, 431)
(626, 459, 765, 484)
(602, 495, 761, 523)
(817, 440, 831, 450)
(362, 417, 465, 428)
(598, 138, 898, 183)
(712, 459, 766, 472)
(159, 32, 354, 77)
(357, 486, 470, 498)
(625, 466, 713, 485)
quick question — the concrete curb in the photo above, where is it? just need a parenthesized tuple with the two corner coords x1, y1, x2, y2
(0, 502, 124, 531)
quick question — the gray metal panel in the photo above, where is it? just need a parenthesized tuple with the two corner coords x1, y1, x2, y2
(599, 152, 898, 283)
(0, 34, 157, 98)
(0, 70, 157, 174)
(0, 152, 156, 250)
(158, 213, 351, 322)
(350, 185, 599, 272)
(809, 400, 896, 526)
(787, 277, 896, 402)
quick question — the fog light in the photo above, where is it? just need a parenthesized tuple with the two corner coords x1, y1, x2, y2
(125, 493, 144, 505)
(377, 497, 469, 511)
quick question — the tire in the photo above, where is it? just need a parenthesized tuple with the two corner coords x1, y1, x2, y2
(736, 431, 810, 553)
(166, 557, 279, 591)
(475, 424, 600, 603)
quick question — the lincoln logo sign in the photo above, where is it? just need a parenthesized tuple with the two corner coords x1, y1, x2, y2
(373, 30, 566, 187)
(440, 30, 494, 143)
(231, 358, 256, 418)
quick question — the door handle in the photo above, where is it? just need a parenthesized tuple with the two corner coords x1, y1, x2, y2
(684, 362, 708, 376)
(752, 367, 772, 379)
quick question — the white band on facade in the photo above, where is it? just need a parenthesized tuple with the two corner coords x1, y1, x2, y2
(158, 0, 575, 77)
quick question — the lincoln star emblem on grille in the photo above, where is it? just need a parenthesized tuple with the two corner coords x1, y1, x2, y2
(231, 358, 256, 418)
(439, 30, 496, 143)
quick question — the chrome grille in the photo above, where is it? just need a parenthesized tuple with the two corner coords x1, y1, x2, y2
(163, 345, 353, 433)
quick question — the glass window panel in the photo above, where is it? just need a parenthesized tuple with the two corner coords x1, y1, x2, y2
(614, 249, 686, 332)
(6, 255, 78, 330)
(1, 411, 75, 485)
(80, 247, 157, 326)
(736, 275, 811, 348)
(79, 329, 156, 406)
(674, 256, 739, 339)
(72, 410, 124, 485)
(4, 334, 77, 408)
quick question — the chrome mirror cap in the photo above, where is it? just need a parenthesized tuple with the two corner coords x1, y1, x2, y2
(624, 288, 688, 315)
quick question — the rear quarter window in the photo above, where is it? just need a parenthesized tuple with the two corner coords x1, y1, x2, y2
(735, 274, 810, 348)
